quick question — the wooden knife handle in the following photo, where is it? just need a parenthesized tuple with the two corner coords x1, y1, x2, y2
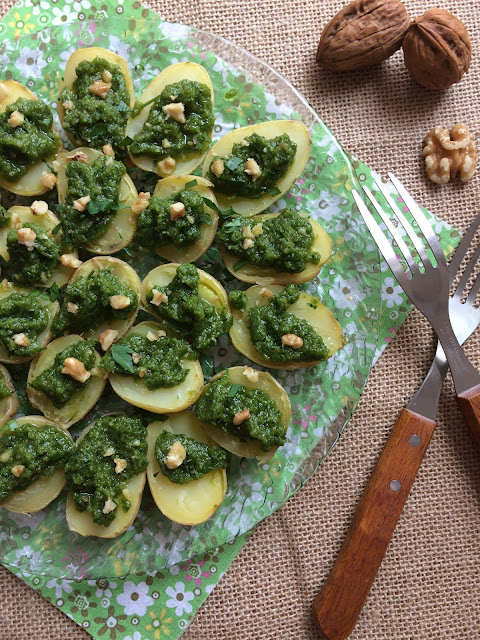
(312, 408, 436, 640)
(457, 384, 480, 452)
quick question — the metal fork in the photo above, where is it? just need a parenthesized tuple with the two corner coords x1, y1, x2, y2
(312, 180, 480, 640)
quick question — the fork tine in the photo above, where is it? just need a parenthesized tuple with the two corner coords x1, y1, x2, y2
(466, 270, 480, 305)
(453, 243, 480, 299)
(449, 211, 480, 286)
(362, 185, 418, 274)
(352, 190, 407, 284)
(375, 178, 429, 266)
(388, 173, 446, 268)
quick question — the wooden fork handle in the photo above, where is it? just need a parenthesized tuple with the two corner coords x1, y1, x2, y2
(457, 384, 480, 452)
(312, 408, 436, 640)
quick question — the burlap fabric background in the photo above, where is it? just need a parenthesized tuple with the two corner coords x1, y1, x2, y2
(1, 1, 480, 638)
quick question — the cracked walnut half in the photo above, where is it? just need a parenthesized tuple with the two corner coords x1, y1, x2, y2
(423, 124, 477, 185)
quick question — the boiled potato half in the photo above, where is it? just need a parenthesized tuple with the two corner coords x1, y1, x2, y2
(147, 412, 227, 525)
(125, 62, 214, 176)
(202, 120, 310, 216)
(68, 256, 141, 341)
(150, 175, 218, 263)
(0, 205, 78, 288)
(0, 416, 72, 514)
(198, 366, 291, 461)
(0, 364, 18, 428)
(56, 147, 138, 254)
(230, 285, 344, 370)
(27, 334, 107, 429)
(107, 321, 204, 413)
(0, 280, 59, 364)
(0, 80, 61, 196)
(66, 420, 145, 538)
(57, 47, 135, 148)
(222, 212, 332, 285)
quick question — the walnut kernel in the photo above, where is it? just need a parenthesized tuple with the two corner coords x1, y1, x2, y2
(423, 124, 477, 184)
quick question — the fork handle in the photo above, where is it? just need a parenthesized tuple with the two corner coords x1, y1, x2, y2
(312, 408, 436, 640)
(457, 384, 480, 451)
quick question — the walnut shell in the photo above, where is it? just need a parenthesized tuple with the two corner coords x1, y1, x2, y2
(402, 9, 471, 90)
(316, 0, 410, 71)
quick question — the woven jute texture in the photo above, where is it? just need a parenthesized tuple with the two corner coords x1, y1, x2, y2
(1, 1, 480, 639)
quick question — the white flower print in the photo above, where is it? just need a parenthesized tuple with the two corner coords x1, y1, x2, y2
(125, 633, 142, 640)
(116, 580, 154, 616)
(16, 47, 47, 78)
(329, 274, 361, 310)
(87, 578, 117, 599)
(45, 578, 74, 599)
(51, 5, 77, 26)
(165, 581, 195, 616)
(107, 35, 131, 61)
(381, 276, 404, 308)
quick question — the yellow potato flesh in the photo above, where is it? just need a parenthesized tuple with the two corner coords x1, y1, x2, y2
(222, 213, 332, 285)
(68, 256, 141, 341)
(0, 416, 72, 514)
(125, 62, 214, 176)
(0, 205, 77, 288)
(229, 285, 344, 370)
(198, 366, 291, 461)
(0, 364, 18, 428)
(56, 147, 138, 255)
(108, 321, 204, 413)
(58, 47, 134, 148)
(0, 81, 60, 196)
(146, 413, 227, 525)
(202, 120, 311, 216)
(141, 263, 229, 316)
(150, 175, 219, 263)
(27, 334, 107, 429)
(0, 281, 58, 364)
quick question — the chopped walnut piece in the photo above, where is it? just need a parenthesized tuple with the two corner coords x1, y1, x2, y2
(156, 156, 176, 176)
(252, 223, 263, 237)
(40, 171, 57, 190)
(16, 227, 36, 251)
(30, 200, 49, 216)
(114, 457, 127, 473)
(98, 328, 118, 351)
(239, 138, 249, 147)
(244, 158, 262, 180)
(131, 192, 151, 215)
(233, 408, 250, 425)
(162, 102, 186, 124)
(0, 82, 9, 101)
(242, 225, 255, 241)
(103, 447, 115, 457)
(0, 450, 11, 463)
(109, 295, 131, 310)
(102, 144, 114, 157)
(67, 302, 79, 314)
(260, 287, 273, 298)
(10, 212, 20, 228)
(165, 441, 187, 469)
(170, 202, 186, 221)
(61, 357, 91, 383)
(103, 498, 116, 514)
(211, 158, 225, 178)
(243, 366, 259, 383)
(423, 124, 478, 185)
(68, 152, 88, 163)
(138, 368, 146, 378)
(13, 333, 30, 347)
(151, 289, 168, 306)
(281, 333, 303, 349)
(243, 238, 255, 250)
(11, 465, 25, 477)
(132, 353, 141, 364)
(73, 195, 91, 212)
(146, 331, 159, 342)
(62, 100, 74, 111)
(102, 69, 113, 83)
(162, 138, 171, 149)
(89, 80, 111, 99)
(61, 253, 82, 269)
(8, 111, 24, 128)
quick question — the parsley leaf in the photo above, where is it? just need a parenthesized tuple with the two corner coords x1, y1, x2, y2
(199, 213, 213, 226)
(225, 157, 243, 171)
(227, 384, 242, 398)
(110, 344, 135, 374)
(267, 186, 281, 196)
(185, 179, 198, 189)
(233, 258, 249, 271)
(87, 199, 118, 215)
(122, 135, 135, 147)
(116, 100, 131, 113)
(199, 355, 214, 378)
(46, 282, 59, 302)
(202, 197, 219, 212)
(91, 123, 107, 136)
(51, 221, 62, 235)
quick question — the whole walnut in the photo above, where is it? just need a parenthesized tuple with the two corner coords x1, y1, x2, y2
(402, 9, 471, 90)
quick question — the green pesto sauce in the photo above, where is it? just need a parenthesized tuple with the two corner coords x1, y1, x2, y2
(60, 57, 130, 157)
(29, 339, 96, 408)
(247, 285, 329, 363)
(0, 291, 50, 357)
(154, 431, 226, 484)
(136, 189, 210, 250)
(65, 415, 148, 527)
(228, 290, 247, 311)
(0, 421, 74, 501)
(6, 221, 62, 285)
(53, 269, 138, 336)
(0, 377, 12, 400)
(0, 206, 10, 227)
(195, 374, 286, 451)
(101, 333, 195, 390)
(129, 79, 214, 160)
(145, 263, 229, 351)
(61, 155, 125, 248)
(0, 98, 57, 181)
(220, 209, 320, 273)
(207, 132, 296, 199)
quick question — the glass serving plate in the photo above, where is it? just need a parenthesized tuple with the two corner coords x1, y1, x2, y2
(0, 16, 381, 578)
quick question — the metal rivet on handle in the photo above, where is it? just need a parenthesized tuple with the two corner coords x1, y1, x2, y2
(389, 480, 401, 492)
(410, 434, 421, 447)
